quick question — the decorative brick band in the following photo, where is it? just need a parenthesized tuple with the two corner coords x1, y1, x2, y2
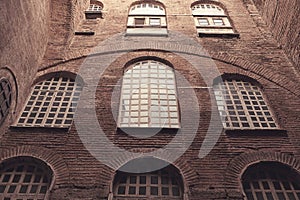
(0, 145, 70, 187)
(224, 151, 300, 190)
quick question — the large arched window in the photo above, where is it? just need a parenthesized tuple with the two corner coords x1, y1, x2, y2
(16, 76, 82, 128)
(113, 165, 183, 199)
(191, 1, 238, 37)
(126, 1, 168, 36)
(0, 157, 53, 200)
(213, 78, 278, 129)
(242, 162, 300, 200)
(118, 60, 179, 128)
(0, 78, 12, 125)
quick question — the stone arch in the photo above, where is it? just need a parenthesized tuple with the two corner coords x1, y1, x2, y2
(0, 145, 70, 187)
(224, 151, 300, 190)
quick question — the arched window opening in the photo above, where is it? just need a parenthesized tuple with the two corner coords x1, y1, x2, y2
(242, 162, 300, 200)
(0, 157, 53, 200)
(126, 2, 168, 36)
(191, 1, 238, 37)
(118, 60, 180, 128)
(113, 165, 184, 199)
(213, 79, 278, 129)
(85, 0, 103, 19)
(16, 76, 83, 128)
(0, 78, 12, 125)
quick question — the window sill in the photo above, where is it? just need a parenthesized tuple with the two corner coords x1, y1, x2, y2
(117, 127, 179, 136)
(224, 128, 287, 136)
(198, 32, 240, 38)
(10, 125, 70, 133)
(85, 11, 102, 19)
(126, 28, 168, 37)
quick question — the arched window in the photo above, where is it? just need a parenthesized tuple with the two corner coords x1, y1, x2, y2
(85, 0, 103, 19)
(0, 157, 53, 200)
(191, 1, 238, 37)
(113, 166, 183, 199)
(118, 60, 179, 128)
(213, 79, 277, 129)
(242, 162, 300, 200)
(16, 76, 82, 128)
(126, 2, 168, 36)
(0, 78, 12, 125)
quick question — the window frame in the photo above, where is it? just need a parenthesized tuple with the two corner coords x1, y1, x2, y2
(114, 168, 183, 198)
(0, 78, 12, 126)
(213, 79, 278, 130)
(242, 162, 300, 200)
(117, 60, 180, 129)
(16, 76, 82, 128)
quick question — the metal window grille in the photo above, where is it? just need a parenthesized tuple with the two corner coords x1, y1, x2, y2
(17, 77, 82, 128)
(0, 79, 12, 125)
(0, 160, 52, 200)
(88, 4, 102, 11)
(242, 163, 300, 200)
(213, 80, 277, 129)
(118, 60, 180, 128)
(115, 169, 182, 198)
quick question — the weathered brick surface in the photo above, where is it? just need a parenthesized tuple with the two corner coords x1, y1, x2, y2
(0, 0, 299, 199)
(251, 0, 300, 71)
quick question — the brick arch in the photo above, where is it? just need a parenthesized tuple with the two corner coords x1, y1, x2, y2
(224, 151, 300, 190)
(34, 70, 84, 86)
(0, 145, 70, 187)
(108, 156, 197, 200)
(38, 36, 300, 97)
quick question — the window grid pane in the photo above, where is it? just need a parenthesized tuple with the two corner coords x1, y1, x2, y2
(0, 79, 12, 125)
(119, 60, 180, 128)
(243, 164, 300, 200)
(88, 4, 102, 11)
(115, 169, 182, 198)
(214, 80, 278, 129)
(0, 162, 51, 199)
(16, 77, 82, 128)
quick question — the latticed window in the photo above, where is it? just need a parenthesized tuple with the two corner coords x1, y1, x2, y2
(0, 79, 12, 125)
(213, 79, 277, 129)
(242, 162, 300, 200)
(16, 76, 82, 128)
(118, 60, 180, 128)
(114, 167, 183, 199)
(0, 157, 52, 200)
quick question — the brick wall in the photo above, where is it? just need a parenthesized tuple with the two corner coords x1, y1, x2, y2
(0, 0, 300, 199)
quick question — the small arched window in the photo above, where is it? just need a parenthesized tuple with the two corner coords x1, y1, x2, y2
(0, 157, 53, 200)
(85, 0, 103, 19)
(242, 162, 300, 200)
(191, 1, 238, 37)
(126, 2, 168, 36)
(16, 76, 82, 128)
(113, 166, 183, 199)
(118, 60, 179, 128)
(0, 78, 12, 125)
(213, 79, 278, 129)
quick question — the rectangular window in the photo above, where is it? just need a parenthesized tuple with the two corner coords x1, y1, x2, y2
(135, 18, 145, 26)
(149, 18, 161, 26)
(213, 18, 224, 26)
(198, 18, 209, 26)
